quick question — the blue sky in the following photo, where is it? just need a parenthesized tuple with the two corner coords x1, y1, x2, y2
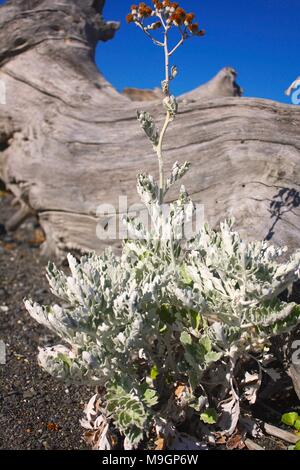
(1, 0, 299, 103)
(101, 0, 300, 103)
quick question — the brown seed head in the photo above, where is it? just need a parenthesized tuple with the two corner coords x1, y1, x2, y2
(175, 7, 186, 19)
(155, 1, 163, 10)
(188, 22, 205, 36)
(126, 13, 135, 23)
(197, 29, 206, 36)
(184, 13, 195, 25)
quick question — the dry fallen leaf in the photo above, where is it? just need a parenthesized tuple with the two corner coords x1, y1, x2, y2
(2, 243, 15, 251)
(155, 437, 166, 450)
(226, 433, 245, 450)
(175, 383, 186, 398)
(47, 422, 59, 431)
(243, 371, 262, 405)
(215, 435, 227, 445)
(84, 430, 95, 445)
(219, 387, 240, 436)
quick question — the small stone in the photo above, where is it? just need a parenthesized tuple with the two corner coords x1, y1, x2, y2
(23, 387, 36, 399)
(42, 441, 51, 450)
(0, 305, 8, 312)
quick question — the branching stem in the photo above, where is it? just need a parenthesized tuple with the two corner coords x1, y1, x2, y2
(136, 22, 164, 46)
(156, 28, 171, 204)
(157, 111, 171, 204)
(140, 16, 184, 267)
(169, 35, 184, 56)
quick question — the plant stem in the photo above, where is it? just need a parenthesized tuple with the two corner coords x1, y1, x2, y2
(157, 28, 177, 269)
(169, 36, 184, 56)
(136, 22, 164, 46)
(157, 29, 171, 205)
(164, 32, 170, 86)
(157, 112, 171, 204)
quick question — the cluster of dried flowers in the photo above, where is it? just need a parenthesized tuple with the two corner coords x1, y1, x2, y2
(126, 1, 205, 37)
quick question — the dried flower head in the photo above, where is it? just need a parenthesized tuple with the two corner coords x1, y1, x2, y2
(126, 13, 135, 24)
(139, 3, 153, 17)
(188, 23, 205, 36)
(184, 13, 195, 25)
(126, 1, 205, 43)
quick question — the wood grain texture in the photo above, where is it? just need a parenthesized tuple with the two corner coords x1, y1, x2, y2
(0, 0, 300, 256)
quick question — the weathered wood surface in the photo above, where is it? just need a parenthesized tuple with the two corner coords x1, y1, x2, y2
(1, 0, 300, 257)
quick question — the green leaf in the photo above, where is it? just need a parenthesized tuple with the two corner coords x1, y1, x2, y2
(119, 411, 132, 427)
(200, 408, 218, 424)
(199, 335, 212, 353)
(57, 353, 72, 368)
(204, 351, 222, 364)
(126, 426, 144, 445)
(143, 388, 158, 407)
(281, 412, 299, 427)
(180, 331, 192, 346)
(180, 266, 193, 286)
(159, 304, 176, 325)
(159, 324, 167, 333)
(294, 419, 300, 431)
(150, 365, 159, 380)
(294, 440, 300, 451)
(190, 310, 202, 331)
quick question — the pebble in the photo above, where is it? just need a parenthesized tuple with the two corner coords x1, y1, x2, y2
(0, 305, 8, 312)
(42, 441, 51, 450)
(23, 387, 37, 399)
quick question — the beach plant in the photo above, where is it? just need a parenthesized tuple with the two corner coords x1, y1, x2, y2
(282, 411, 300, 431)
(281, 411, 300, 450)
(25, 1, 300, 450)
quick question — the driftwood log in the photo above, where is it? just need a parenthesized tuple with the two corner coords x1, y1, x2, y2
(0, 0, 300, 258)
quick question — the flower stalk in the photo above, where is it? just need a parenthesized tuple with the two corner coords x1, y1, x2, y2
(127, 1, 205, 205)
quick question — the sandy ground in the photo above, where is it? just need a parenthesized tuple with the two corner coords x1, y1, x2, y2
(0, 193, 91, 449)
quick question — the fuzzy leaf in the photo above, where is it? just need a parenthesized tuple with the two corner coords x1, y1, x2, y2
(137, 111, 159, 147)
